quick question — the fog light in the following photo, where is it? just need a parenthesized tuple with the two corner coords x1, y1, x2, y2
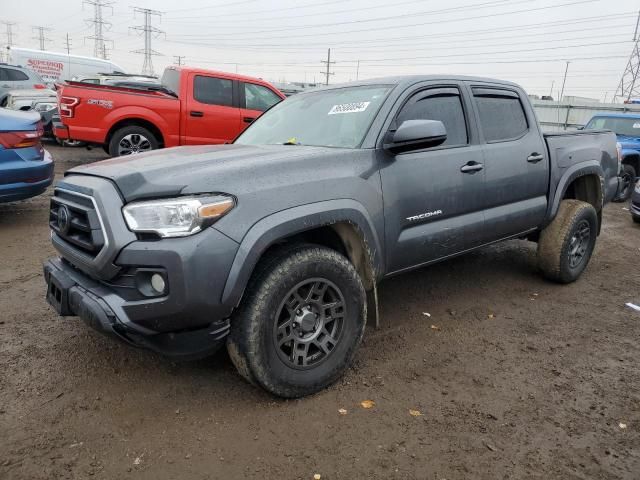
(150, 273, 166, 294)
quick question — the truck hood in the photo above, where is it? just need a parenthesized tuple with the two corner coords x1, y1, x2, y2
(67, 144, 356, 202)
(617, 135, 640, 151)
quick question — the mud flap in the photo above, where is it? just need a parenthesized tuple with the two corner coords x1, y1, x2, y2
(366, 283, 380, 329)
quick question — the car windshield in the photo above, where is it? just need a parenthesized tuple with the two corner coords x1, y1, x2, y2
(586, 116, 640, 137)
(235, 85, 392, 148)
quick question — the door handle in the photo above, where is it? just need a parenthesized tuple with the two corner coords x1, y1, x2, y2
(243, 116, 256, 123)
(527, 153, 544, 163)
(190, 110, 204, 117)
(460, 161, 484, 173)
(1, 84, 10, 88)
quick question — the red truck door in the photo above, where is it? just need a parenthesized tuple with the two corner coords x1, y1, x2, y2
(184, 73, 242, 144)
(239, 81, 284, 132)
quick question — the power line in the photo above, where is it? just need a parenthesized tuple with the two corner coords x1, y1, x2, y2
(320, 48, 335, 86)
(165, 0, 341, 18)
(613, 10, 640, 102)
(173, 55, 185, 65)
(84, 0, 114, 60)
(130, 8, 164, 76)
(32, 26, 52, 51)
(176, 0, 598, 40)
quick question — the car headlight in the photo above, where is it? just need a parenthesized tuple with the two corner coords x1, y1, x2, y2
(122, 195, 235, 238)
(33, 102, 57, 112)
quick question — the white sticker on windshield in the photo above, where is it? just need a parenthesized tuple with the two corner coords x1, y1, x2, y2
(633, 123, 640, 129)
(328, 101, 371, 115)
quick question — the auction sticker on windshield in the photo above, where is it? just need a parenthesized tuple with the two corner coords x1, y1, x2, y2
(328, 101, 371, 115)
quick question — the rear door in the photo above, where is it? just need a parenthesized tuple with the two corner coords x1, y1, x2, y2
(239, 82, 283, 132)
(380, 82, 486, 274)
(183, 73, 242, 145)
(470, 85, 549, 242)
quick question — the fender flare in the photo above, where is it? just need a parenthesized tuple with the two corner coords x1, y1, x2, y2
(103, 107, 171, 144)
(546, 161, 605, 222)
(219, 199, 383, 307)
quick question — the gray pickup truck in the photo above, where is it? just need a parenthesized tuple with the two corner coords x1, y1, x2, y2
(44, 75, 620, 398)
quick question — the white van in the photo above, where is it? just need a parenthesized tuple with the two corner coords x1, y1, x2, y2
(7, 47, 126, 83)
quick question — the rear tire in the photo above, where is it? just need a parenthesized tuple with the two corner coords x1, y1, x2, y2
(537, 199, 598, 284)
(227, 244, 366, 398)
(613, 164, 636, 202)
(108, 125, 158, 157)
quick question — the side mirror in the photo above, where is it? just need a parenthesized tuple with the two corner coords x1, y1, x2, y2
(384, 119, 447, 154)
(577, 126, 584, 130)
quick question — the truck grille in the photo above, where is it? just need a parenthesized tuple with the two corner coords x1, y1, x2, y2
(49, 189, 106, 258)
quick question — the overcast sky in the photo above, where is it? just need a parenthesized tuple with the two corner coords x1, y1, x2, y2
(2, 0, 638, 100)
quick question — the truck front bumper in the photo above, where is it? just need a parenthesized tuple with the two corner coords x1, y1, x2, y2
(44, 252, 233, 361)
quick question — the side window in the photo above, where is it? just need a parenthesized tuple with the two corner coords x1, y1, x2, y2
(193, 75, 233, 107)
(0, 68, 9, 81)
(6, 69, 29, 81)
(473, 89, 528, 142)
(396, 88, 468, 146)
(244, 83, 281, 112)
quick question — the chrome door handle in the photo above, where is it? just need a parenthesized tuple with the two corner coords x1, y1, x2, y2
(527, 153, 544, 163)
(460, 162, 484, 173)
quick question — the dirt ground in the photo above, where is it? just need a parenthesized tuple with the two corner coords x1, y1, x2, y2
(1, 143, 639, 480)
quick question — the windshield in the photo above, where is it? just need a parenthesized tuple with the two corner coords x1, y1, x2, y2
(235, 85, 392, 148)
(161, 68, 181, 97)
(586, 116, 640, 137)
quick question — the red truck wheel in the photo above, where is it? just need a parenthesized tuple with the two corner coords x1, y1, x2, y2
(109, 126, 159, 157)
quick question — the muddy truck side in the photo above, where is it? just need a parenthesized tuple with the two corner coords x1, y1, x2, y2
(44, 76, 621, 398)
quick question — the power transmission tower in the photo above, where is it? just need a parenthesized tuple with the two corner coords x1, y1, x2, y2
(1, 21, 17, 62)
(32, 26, 52, 51)
(613, 10, 640, 103)
(173, 55, 185, 66)
(130, 8, 163, 76)
(320, 48, 335, 86)
(64, 33, 72, 54)
(84, 0, 113, 60)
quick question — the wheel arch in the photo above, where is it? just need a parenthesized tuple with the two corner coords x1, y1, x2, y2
(220, 200, 384, 308)
(105, 117, 165, 149)
(622, 152, 640, 175)
(548, 163, 604, 219)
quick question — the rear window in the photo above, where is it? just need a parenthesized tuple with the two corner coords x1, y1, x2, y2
(474, 89, 528, 142)
(161, 68, 181, 97)
(193, 75, 233, 107)
(6, 68, 29, 81)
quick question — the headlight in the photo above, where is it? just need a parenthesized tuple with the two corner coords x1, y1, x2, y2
(33, 102, 57, 113)
(122, 196, 234, 238)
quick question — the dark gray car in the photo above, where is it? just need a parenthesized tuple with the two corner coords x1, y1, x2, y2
(44, 75, 620, 397)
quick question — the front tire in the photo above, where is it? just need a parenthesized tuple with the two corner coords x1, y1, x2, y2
(614, 164, 636, 202)
(227, 244, 366, 398)
(108, 125, 158, 157)
(537, 199, 598, 284)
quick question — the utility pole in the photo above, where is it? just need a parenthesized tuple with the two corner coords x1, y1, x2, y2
(548, 80, 555, 99)
(84, 0, 113, 60)
(1, 21, 17, 62)
(356, 60, 360, 81)
(32, 26, 52, 51)
(64, 33, 72, 54)
(173, 55, 185, 66)
(130, 8, 163, 76)
(320, 48, 335, 86)
(559, 61, 570, 102)
(613, 10, 640, 103)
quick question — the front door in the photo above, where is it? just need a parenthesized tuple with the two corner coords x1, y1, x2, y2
(381, 84, 486, 274)
(239, 81, 283, 133)
(184, 73, 242, 145)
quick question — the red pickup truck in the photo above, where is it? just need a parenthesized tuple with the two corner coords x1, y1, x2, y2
(54, 66, 285, 156)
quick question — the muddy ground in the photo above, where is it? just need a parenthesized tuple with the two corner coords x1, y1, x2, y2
(1, 143, 639, 480)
